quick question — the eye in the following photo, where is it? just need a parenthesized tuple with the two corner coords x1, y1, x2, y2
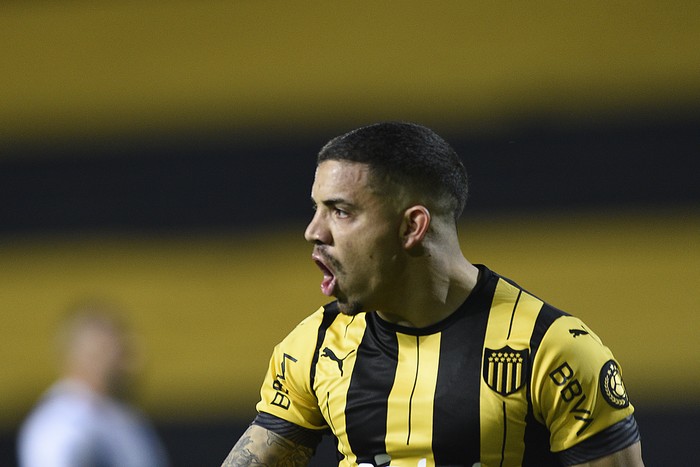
(334, 208, 349, 219)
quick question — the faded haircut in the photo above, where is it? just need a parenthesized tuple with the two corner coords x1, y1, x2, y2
(317, 122, 468, 220)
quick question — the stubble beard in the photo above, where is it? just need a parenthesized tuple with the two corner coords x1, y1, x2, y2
(337, 299, 364, 316)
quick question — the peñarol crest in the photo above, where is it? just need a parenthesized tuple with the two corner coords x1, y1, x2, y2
(483, 346, 529, 396)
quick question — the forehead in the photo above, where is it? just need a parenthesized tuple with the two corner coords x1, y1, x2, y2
(311, 160, 374, 199)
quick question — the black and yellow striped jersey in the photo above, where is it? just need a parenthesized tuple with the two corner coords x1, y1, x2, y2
(255, 265, 639, 466)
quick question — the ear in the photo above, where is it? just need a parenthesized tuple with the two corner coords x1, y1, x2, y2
(400, 205, 431, 250)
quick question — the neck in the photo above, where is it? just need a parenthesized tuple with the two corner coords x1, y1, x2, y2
(377, 254, 479, 328)
(65, 366, 110, 397)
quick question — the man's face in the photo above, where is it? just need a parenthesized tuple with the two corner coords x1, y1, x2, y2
(304, 160, 404, 315)
(68, 321, 138, 399)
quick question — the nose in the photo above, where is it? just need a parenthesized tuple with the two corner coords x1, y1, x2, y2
(304, 211, 331, 245)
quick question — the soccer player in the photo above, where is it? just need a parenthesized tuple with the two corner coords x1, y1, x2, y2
(18, 300, 170, 467)
(221, 122, 643, 466)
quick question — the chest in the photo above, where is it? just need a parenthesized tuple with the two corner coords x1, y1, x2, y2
(313, 318, 492, 466)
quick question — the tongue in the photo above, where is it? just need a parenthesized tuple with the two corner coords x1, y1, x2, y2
(321, 273, 336, 296)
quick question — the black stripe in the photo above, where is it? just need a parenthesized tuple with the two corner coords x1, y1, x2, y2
(324, 392, 336, 434)
(406, 336, 420, 445)
(345, 313, 398, 464)
(529, 303, 568, 360)
(500, 402, 507, 467)
(522, 303, 568, 465)
(309, 302, 340, 399)
(432, 267, 495, 465)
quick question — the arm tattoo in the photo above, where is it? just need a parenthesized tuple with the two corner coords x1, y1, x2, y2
(221, 426, 314, 467)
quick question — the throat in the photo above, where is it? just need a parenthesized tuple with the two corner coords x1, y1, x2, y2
(375, 310, 418, 327)
(375, 309, 453, 329)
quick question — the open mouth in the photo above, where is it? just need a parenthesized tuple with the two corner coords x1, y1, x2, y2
(313, 255, 337, 296)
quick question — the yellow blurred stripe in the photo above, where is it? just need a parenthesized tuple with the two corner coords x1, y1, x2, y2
(2, 1, 700, 144)
(1, 210, 698, 430)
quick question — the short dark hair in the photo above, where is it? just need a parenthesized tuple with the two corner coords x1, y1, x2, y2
(318, 121, 468, 220)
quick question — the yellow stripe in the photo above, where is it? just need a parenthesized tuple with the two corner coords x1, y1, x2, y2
(386, 333, 441, 466)
(480, 279, 543, 466)
(315, 313, 367, 466)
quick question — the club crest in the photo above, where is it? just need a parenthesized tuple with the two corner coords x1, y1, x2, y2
(599, 360, 630, 409)
(483, 346, 529, 396)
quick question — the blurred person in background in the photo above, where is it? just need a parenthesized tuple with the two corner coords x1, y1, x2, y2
(221, 122, 643, 466)
(18, 299, 170, 467)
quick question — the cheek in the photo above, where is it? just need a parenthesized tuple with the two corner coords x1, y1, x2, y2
(364, 241, 401, 274)
(340, 222, 399, 269)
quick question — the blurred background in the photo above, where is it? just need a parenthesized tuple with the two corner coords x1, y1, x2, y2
(1, 1, 698, 465)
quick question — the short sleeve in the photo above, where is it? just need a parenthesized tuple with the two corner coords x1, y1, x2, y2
(255, 308, 328, 431)
(530, 315, 635, 453)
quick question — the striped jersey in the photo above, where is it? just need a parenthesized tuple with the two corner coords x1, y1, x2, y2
(255, 265, 639, 466)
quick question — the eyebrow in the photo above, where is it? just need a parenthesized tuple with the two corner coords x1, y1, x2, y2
(311, 197, 354, 209)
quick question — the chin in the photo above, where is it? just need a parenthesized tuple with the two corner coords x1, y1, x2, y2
(337, 299, 364, 316)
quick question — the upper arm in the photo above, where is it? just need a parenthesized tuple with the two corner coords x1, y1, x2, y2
(256, 310, 329, 431)
(221, 424, 314, 467)
(569, 441, 644, 467)
(531, 315, 636, 452)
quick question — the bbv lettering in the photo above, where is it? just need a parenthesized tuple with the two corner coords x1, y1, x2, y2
(548, 361, 594, 435)
(270, 353, 297, 410)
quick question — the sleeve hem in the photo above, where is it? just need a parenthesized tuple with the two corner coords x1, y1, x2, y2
(252, 411, 326, 450)
(558, 415, 641, 465)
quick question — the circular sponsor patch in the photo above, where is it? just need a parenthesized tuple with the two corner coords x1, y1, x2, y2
(599, 359, 629, 409)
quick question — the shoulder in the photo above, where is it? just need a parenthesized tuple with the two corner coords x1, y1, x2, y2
(255, 303, 342, 430)
(276, 302, 340, 349)
(18, 383, 99, 464)
(22, 382, 99, 432)
(530, 312, 636, 451)
(530, 305, 624, 396)
(534, 313, 612, 370)
(264, 302, 345, 389)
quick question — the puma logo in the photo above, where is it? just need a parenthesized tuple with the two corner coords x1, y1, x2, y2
(321, 347, 355, 376)
(569, 328, 589, 338)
